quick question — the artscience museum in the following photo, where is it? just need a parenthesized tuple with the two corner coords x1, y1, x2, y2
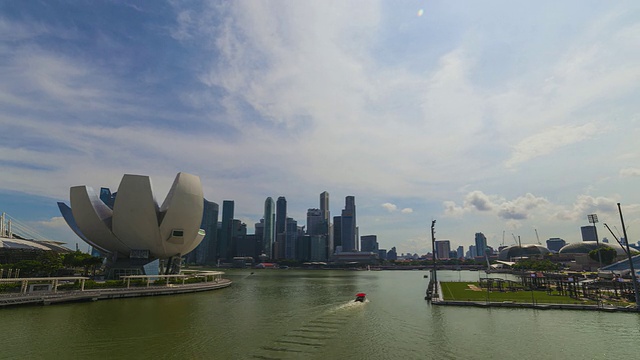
(58, 172, 206, 278)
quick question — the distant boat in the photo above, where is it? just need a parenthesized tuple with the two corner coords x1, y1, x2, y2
(354, 292, 366, 302)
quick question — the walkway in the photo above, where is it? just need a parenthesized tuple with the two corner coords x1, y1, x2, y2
(0, 278, 232, 308)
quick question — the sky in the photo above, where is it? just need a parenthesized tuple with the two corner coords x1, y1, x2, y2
(1, 0, 639, 255)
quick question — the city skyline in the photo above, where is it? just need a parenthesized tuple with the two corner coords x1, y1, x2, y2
(1, 1, 639, 255)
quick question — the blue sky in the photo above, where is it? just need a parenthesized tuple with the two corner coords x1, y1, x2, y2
(1, 1, 639, 255)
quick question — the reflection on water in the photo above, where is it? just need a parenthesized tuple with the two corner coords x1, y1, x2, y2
(1, 270, 639, 359)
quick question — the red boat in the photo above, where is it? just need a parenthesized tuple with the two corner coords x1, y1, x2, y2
(354, 292, 366, 302)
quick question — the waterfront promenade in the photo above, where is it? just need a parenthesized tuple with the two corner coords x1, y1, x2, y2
(0, 277, 232, 308)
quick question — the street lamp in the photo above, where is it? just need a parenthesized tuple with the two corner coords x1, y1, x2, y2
(588, 214, 602, 269)
(431, 220, 438, 299)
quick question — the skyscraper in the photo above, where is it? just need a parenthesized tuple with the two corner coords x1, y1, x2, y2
(255, 219, 264, 258)
(275, 196, 287, 259)
(475, 232, 487, 257)
(276, 196, 287, 235)
(435, 240, 451, 260)
(341, 196, 357, 252)
(320, 191, 330, 225)
(306, 208, 323, 235)
(285, 217, 297, 259)
(200, 199, 219, 264)
(219, 200, 234, 260)
(581, 226, 597, 242)
(319, 191, 332, 259)
(263, 197, 275, 259)
(361, 235, 379, 252)
(333, 216, 342, 253)
(184, 199, 219, 265)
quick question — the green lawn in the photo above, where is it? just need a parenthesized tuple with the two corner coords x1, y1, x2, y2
(440, 282, 596, 305)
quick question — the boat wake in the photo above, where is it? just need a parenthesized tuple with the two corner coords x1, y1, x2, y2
(251, 299, 366, 359)
(331, 299, 368, 312)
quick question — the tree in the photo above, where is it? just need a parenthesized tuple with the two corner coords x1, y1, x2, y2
(512, 259, 560, 271)
(37, 251, 63, 276)
(588, 247, 617, 265)
(63, 251, 103, 276)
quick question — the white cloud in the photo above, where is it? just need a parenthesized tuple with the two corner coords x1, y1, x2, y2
(381, 203, 397, 212)
(497, 193, 549, 220)
(381, 203, 412, 214)
(465, 191, 494, 212)
(444, 190, 548, 221)
(620, 168, 640, 177)
(36, 217, 68, 228)
(2, 2, 640, 254)
(505, 123, 598, 168)
(554, 195, 618, 222)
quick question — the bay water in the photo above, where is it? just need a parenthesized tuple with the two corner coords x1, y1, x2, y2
(1, 269, 638, 359)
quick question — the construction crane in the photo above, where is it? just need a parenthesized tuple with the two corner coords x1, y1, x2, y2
(535, 229, 541, 245)
(511, 233, 518, 245)
(501, 231, 505, 247)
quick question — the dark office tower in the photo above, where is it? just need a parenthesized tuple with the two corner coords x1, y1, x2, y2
(435, 240, 451, 260)
(387, 247, 397, 261)
(285, 217, 297, 259)
(333, 216, 342, 253)
(231, 220, 248, 257)
(320, 191, 330, 225)
(361, 235, 379, 253)
(263, 197, 275, 259)
(276, 197, 287, 234)
(319, 191, 332, 258)
(275, 196, 287, 259)
(307, 208, 323, 235)
(475, 232, 487, 257)
(275, 232, 286, 259)
(188, 199, 219, 265)
(230, 219, 247, 258)
(297, 235, 312, 262)
(341, 196, 357, 252)
(580, 226, 597, 242)
(219, 200, 234, 260)
(255, 219, 264, 259)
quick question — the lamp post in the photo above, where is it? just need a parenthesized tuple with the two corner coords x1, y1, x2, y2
(431, 220, 438, 299)
(588, 214, 602, 270)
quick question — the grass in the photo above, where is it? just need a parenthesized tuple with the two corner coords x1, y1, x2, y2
(441, 282, 597, 305)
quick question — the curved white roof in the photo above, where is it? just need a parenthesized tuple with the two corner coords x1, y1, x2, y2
(0, 236, 71, 252)
(63, 172, 205, 259)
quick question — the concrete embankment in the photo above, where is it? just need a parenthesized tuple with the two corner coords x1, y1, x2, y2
(0, 280, 232, 308)
(431, 299, 638, 312)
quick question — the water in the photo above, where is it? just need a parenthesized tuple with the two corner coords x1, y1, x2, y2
(1, 270, 639, 359)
